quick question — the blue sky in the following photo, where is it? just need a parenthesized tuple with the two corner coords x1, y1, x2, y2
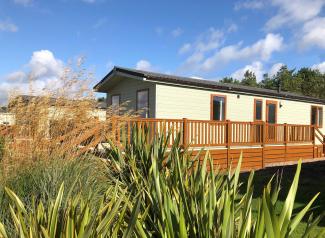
(1, 0, 325, 103)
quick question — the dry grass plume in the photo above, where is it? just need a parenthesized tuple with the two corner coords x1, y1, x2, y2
(0, 58, 132, 175)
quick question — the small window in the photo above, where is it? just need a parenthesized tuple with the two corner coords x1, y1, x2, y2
(137, 89, 149, 118)
(267, 104, 276, 124)
(319, 108, 323, 127)
(254, 99, 263, 121)
(111, 95, 120, 114)
(211, 95, 226, 121)
(311, 106, 323, 127)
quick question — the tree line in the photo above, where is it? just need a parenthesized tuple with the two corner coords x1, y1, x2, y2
(220, 66, 325, 99)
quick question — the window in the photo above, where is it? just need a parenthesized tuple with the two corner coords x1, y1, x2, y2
(311, 106, 323, 127)
(254, 99, 263, 121)
(211, 95, 226, 121)
(111, 94, 120, 114)
(137, 89, 149, 118)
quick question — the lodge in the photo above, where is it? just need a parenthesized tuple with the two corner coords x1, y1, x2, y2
(94, 66, 325, 170)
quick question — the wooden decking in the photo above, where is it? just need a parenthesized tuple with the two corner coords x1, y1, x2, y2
(113, 117, 325, 170)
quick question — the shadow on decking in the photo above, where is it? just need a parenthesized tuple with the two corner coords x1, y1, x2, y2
(240, 160, 325, 226)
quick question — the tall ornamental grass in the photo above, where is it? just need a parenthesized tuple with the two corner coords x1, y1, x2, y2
(0, 128, 323, 237)
(0, 58, 132, 176)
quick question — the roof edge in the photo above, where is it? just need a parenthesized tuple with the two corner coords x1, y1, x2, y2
(94, 66, 325, 104)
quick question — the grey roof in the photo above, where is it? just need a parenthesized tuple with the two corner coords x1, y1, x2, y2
(94, 66, 325, 104)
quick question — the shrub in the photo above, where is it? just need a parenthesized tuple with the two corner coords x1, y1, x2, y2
(0, 129, 323, 237)
(103, 130, 324, 237)
(0, 158, 110, 236)
(0, 183, 137, 238)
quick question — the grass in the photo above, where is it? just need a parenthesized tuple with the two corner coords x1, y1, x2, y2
(0, 58, 132, 175)
(0, 157, 111, 236)
(241, 160, 325, 237)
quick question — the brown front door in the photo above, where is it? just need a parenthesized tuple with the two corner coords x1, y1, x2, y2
(266, 100, 278, 142)
(266, 100, 277, 124)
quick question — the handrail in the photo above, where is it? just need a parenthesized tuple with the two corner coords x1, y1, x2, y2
(112, 117, 317, 147)
(2, 118, 319, 148)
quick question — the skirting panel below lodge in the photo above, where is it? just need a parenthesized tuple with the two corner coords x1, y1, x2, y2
(190, 144, 324, 171)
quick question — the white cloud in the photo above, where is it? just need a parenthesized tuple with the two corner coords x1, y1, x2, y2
(106, 61, 114, 69)
(5, 71, 26, 82)
(195, 28, 224, 53)
(13, 0, 32, 6)
(82, 0, 96, 3)
(312, 61, 325, 73)
(28, 50, 64, 79)
(265, 0, 325, 30)
(0, 20, 18, 32)
(155, 27, 164, 36)
(200, 33, 283, 71)
(231, 61, 265, 81)
(269, 62, 284, 77)
(171, 27, 183, 37)
(178, 27, 224, 71)
(260, 0, 325, 50)
(300, 17, 325, 49)
(234, 0, 265, 10)
(178, 43, 192, 54)
(178, 28, 224, 57)
(0, 50, 64, 104)
(231, 61, 285, 82)
(190, 76, 203, 79)
(179, 31, 283, 74)
(227, 23, 238, 33)
(135, 60, 153, 71)
(93, 17, 107, 29)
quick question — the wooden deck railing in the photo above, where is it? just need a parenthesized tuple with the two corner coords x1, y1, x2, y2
(112, 117, 317, 147)
(1, 118, 324, 171)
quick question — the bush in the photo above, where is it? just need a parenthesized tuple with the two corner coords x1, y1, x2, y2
(0, 157, 110, 236)
(103, 130, 324, 237)
(0, 129, 323, 237)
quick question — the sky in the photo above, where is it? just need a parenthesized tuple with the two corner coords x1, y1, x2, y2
(1, 0, 325, 103)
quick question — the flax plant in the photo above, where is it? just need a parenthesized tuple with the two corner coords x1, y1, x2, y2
(104, 127, 324, 237)
(0, 183, 142, 238)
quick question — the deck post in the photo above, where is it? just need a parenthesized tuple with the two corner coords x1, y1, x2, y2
(182, 118, 188, 147)
(226, 120, 231, 169)
(284, 123, 288, 161)
(312, 125, 316, 158)
(262, 121, 266, 168)
(250, 122, 253, 144)
(323, 135, 325, 157)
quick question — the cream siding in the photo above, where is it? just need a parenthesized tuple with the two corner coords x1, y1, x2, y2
(106, 77, 156, 117)
(0, 112, 15, 125)
(155, 83, 325, 134)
